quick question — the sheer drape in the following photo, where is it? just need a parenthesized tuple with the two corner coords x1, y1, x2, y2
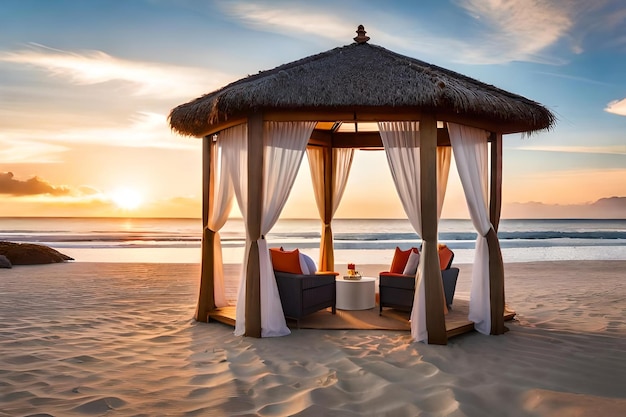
(220, 123, 249, 336)
(228, 121, 315, 337)
(257, 121, 315, 336)
(379, 121, 428, 341)
(448, 122, 492, 334)
(437, 147, 451, 220)
(379, 121, 451, 342)
(306, 147, 354, 271)
(208, 137, 235, 307)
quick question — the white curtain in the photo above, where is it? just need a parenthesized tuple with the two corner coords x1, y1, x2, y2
(379, 121, 428, 341)
(219, 124, 248, 309)
(307, 147, 354, 215)
(222, 124, 248, 218)
(258, 121, 315, 336)
(307, 147, 354, 270)
(448, 122, 492, 334)
(230, 121, 315, 337)
(379, 121, 452, 342)
(437, 147, 451, 220)
(209, 137, 235, 307)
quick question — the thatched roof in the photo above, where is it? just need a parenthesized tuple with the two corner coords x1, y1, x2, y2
(169, 28, 555, 137)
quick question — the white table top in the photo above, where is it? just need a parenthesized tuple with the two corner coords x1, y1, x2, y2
(336, 276, 375, 282)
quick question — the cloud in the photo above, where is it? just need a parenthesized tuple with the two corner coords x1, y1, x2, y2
(0, 172, 72, 196)
(0, 43, 234, 99)
(2, 111, 199, 152)
(216, 0, 578, 65)
(0, 136, 69, 163)
(215, 1, 436, 62)
(533, 71, 613, 87)
(516, 145, 626, 156)
(44, 111, 188, 148)
(569, 2, 626, 51)
(216, 1, 349, 41)
(454, 0, 574, 63)
(605, 98, 626, 116)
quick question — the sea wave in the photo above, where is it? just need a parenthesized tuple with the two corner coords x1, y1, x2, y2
(2, 218, 625, 252)
(3, 232, 625, 251)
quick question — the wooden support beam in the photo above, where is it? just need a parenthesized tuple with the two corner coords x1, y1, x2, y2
(263, 109, 528, 134)
(488, 131, 506, 335)
(194, 107, 533, 138)
(489, 132, 503, 232)
(309, 130, 333, 147)
(420, 114, 448, 345)
(196, 136, 215, 322)
(310, 128, 451, 149)
(487, 228, 506, 335)
(320, 146, 334, 271)
(245, 112, 263, 338)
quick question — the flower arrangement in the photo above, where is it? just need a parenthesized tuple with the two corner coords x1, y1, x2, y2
(345, 263, 361, 280)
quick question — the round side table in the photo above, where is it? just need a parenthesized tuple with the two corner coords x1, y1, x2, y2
(335, 277, 376, 310)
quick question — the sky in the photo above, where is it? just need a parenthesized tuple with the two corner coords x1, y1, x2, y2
(1, 0, 625, 219)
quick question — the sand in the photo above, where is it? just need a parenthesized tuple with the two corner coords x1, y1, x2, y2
(1, 261, 625, 416)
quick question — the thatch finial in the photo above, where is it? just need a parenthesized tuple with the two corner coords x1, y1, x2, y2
(354, 25, 370, 44)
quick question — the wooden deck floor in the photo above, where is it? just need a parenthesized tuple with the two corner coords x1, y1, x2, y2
(207, 300, 515, 339)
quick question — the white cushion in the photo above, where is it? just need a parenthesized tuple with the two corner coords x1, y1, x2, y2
(299, 252, 317, 275)
(402, 250, 420, 275)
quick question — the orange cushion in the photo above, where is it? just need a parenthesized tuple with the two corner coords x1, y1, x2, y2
(438, 244, 454, 270)
(390, 247, 419, 274)
(270, 248, 303, 274)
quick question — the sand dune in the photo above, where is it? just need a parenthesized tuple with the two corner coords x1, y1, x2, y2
(1, 261, 625, 416)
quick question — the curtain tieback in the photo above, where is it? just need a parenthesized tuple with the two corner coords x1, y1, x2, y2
(484, 226, 498, 245)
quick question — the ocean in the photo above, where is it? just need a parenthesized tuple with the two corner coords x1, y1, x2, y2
(1, 217, 625, 265)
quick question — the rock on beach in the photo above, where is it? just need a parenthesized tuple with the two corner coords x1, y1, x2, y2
(0, 241, 73, 267)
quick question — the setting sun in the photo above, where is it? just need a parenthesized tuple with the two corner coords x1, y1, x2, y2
(111, 187, 143, 210)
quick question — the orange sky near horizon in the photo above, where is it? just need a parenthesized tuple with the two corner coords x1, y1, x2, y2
(2, 144, 624, 220)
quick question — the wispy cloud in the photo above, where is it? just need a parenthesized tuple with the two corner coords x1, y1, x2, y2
(0, 43, 234, 99)
(455, 0, 575, 63)
(533, 71, 613, 86)
(0, 135, 69, 163)
(605, 98, 626, 116)
(516, 145, 626, 155)
(216, 0, 579, 65)
(215, 1, 434, 59)
(216, 1, 349, 41)
(2, 111, 198, 153)
(570, 2, 626, 51)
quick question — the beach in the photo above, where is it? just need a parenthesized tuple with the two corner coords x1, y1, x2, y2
(1, 260, 625, 416)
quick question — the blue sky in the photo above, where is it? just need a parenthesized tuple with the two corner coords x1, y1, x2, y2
(1, 0, 625, 218)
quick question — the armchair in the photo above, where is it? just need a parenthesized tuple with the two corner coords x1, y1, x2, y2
(270, 247, 337, 325)
(379, 245, 459, 315)
(274, 271, 336, 324)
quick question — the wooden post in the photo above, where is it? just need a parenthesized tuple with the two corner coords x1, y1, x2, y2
(487, 228, 506, 335)
(195, 136, 215, 322)
(321, 145, 334, 271)
(245, 112, 264, 337)
(489, 132, 502, 232)
(420, 114, 447, 345)
(488, 131, 506, 335)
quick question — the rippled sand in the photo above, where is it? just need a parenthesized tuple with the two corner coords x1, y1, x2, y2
(1, 261, 625, 416)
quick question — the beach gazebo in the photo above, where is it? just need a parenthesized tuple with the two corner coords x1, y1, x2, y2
(169, 26, 555, 344)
